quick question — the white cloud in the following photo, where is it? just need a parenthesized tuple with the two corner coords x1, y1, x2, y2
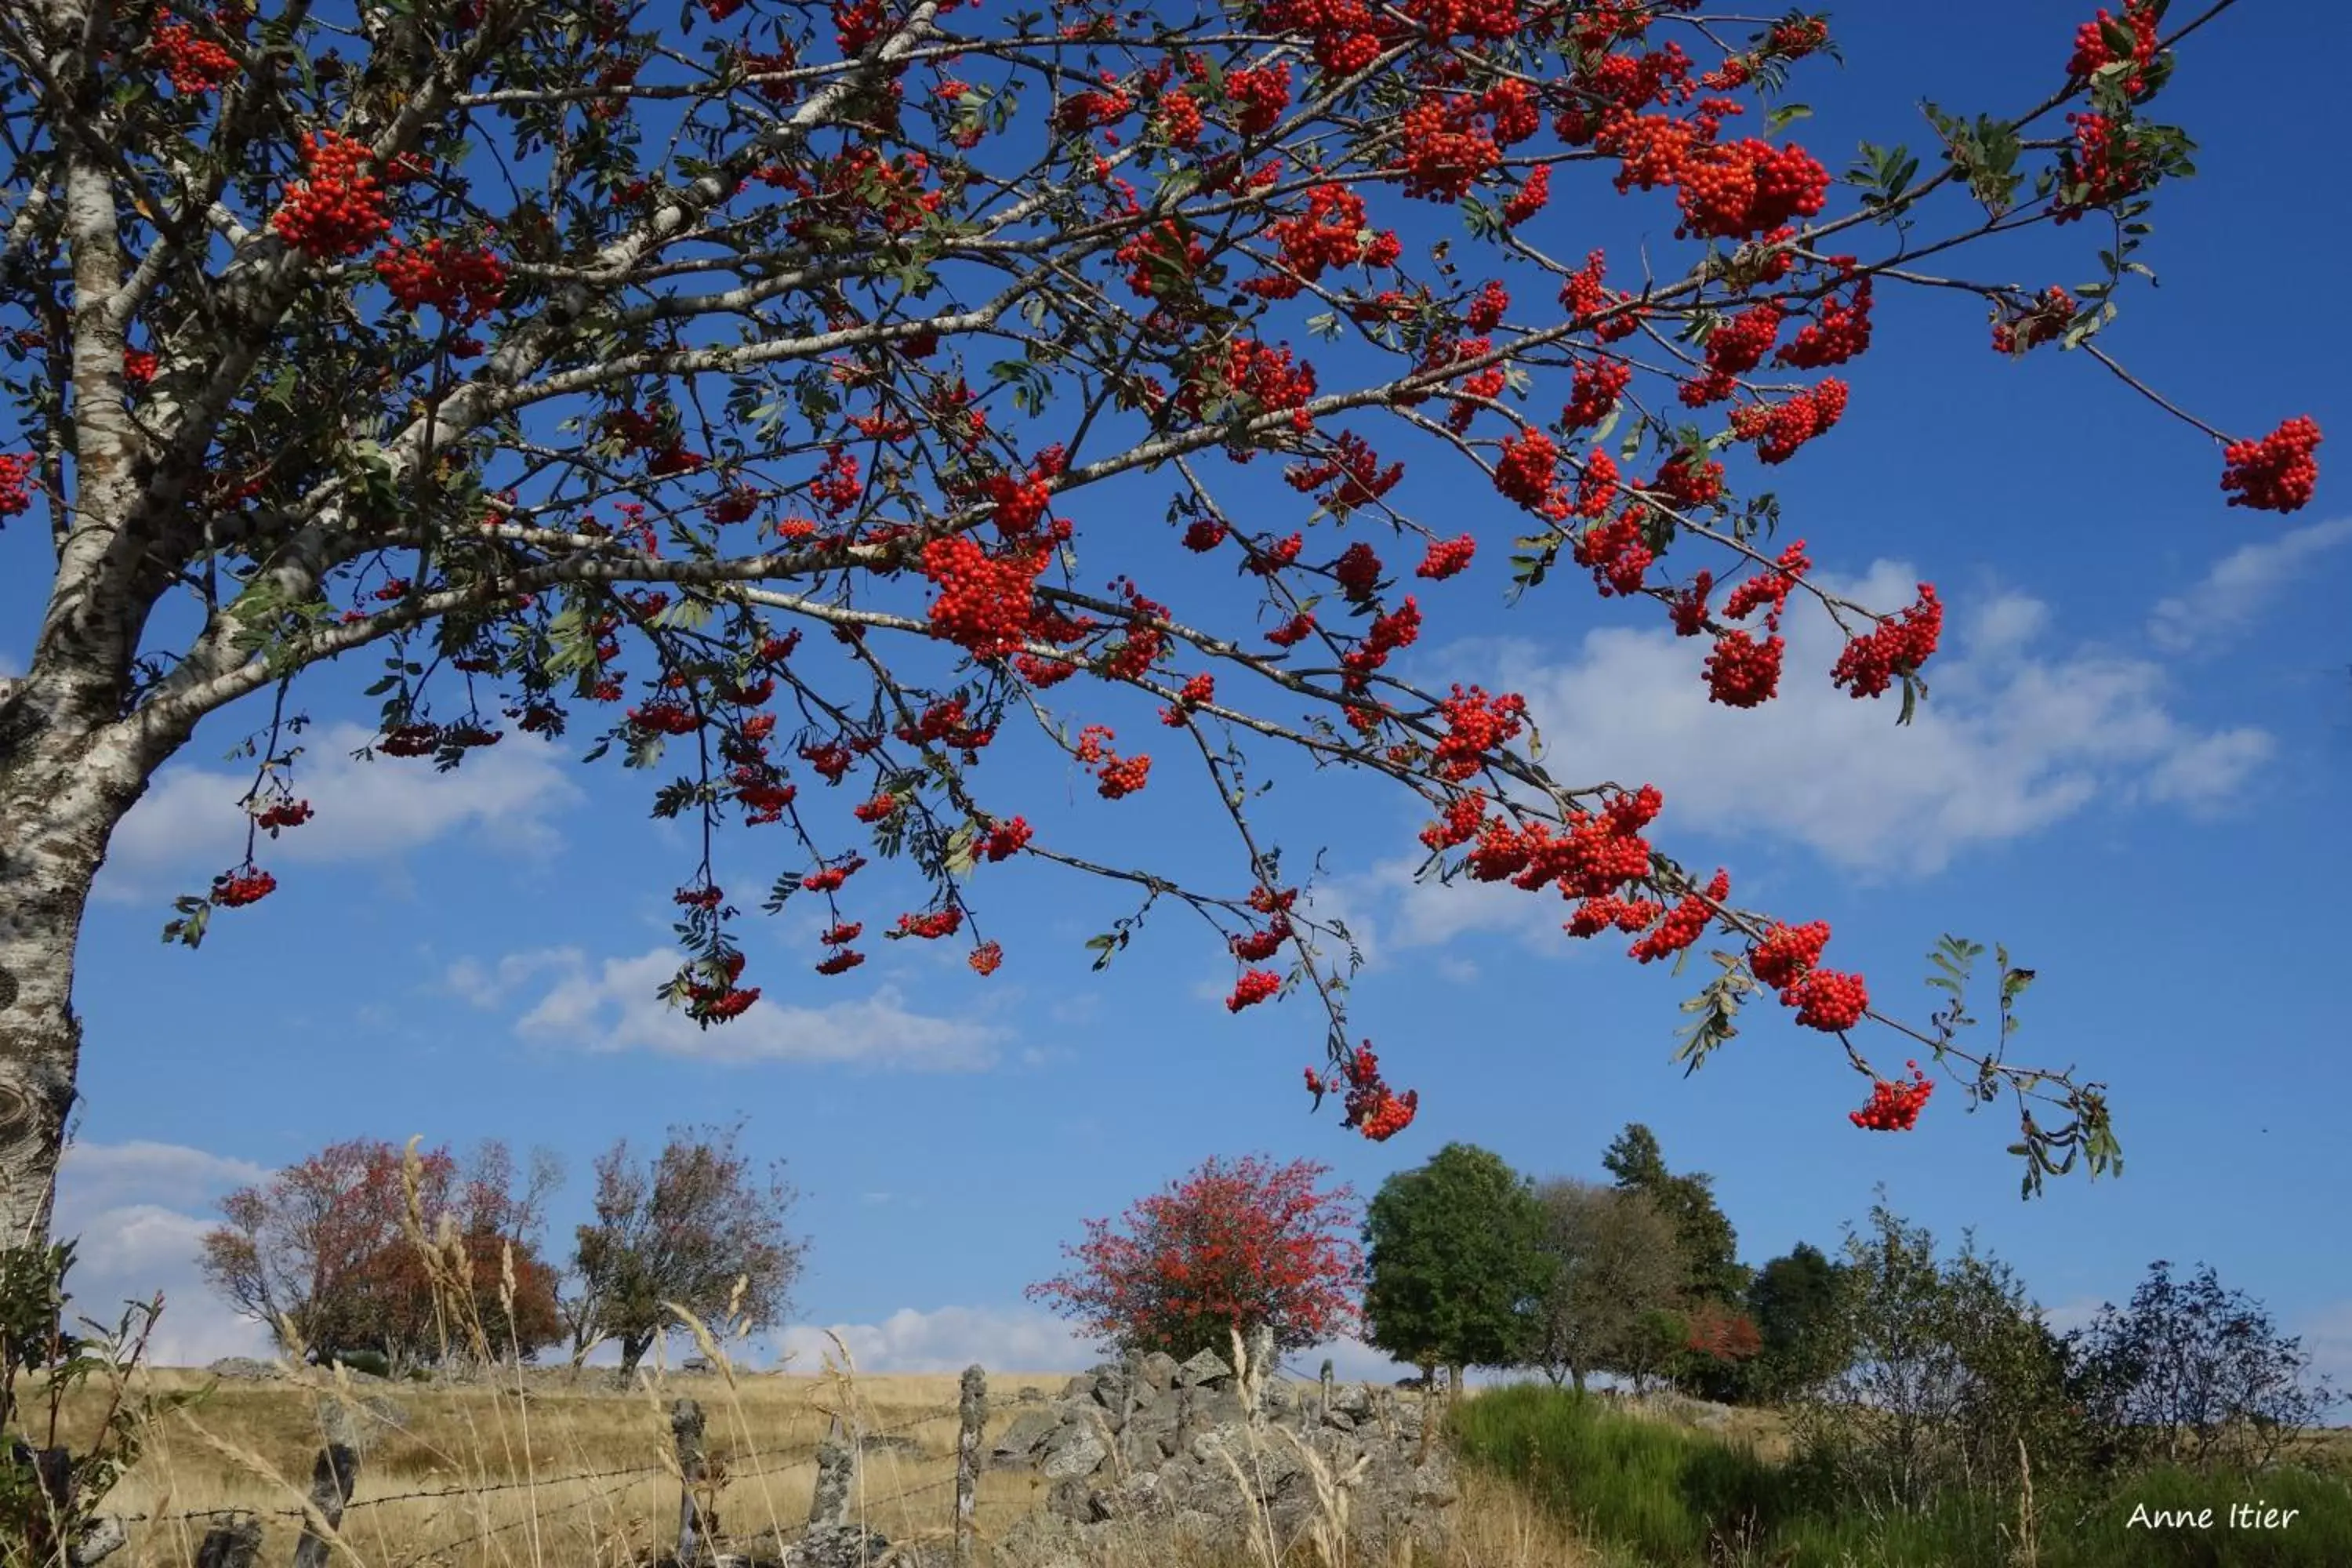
(95, 720, 583, 902)
(1438, 562, 2272, 881)
(485, 946, 1006, 1069)
(53, 1141, 274, 1367)
(771, 1306, 1412, 1386)
(2147, 517, 2352, 652)
(778, 1306, 1094, 1376)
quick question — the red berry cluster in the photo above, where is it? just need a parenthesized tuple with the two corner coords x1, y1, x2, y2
(1430, 684, 1528, 781)
(1851, 1062, 1934, 1131)
(1228, 968, 1283, 1011)
(1283, 431, 1403, 514)
(2067, 2, 2160, 96)
(1777, 274, 1872, 368)
(1502, 164, 1551, 227)
(1682, 303, 1781, 406)
(1831, 584, 1943, 699)
(253, 798, 314, 833)
(897, 908, 964, 938)
(969, 941, 1004, 975)
(151, 9, 241, 94)
(1746, 920, 1869, 1033)
(1303, 1043, 1418, 1141)
(212, 868, 278, 907)
(1730, 379, 1848, 464)
(1702, 630, 1784, 707)
(1417, 534, 1475, 579)
(1573, 514, 1652, 597)
(1988, 286, 2075, 356)
(1627, 868, 1730, 964)
(1253, 0, 1383, 76)
(2220, 417, 2322, 514)
(1492, 428, 1561, 512)
(1247, 183, 1401, 299)
(272, 131, 392, 260)
(923, 536, 1048, 657)
(628, 701, 704, 735)
(1563, 359, 1633, 430)
(0, 452, 36, 517)
(1226, 63, 1294, 136)
(373, 238, 508, 325)
(2054, 113, 2159, 221)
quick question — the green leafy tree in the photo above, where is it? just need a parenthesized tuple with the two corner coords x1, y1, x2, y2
(1794, 1197, 2083, 1514)
(1362, 1143, 1548, 1388)
(567, 1122, 801, 1377)
(1601, 1123, 1748, 1305)
(1744, 1242, 1852, 1400)
(1526, 1178, 1682, 1393)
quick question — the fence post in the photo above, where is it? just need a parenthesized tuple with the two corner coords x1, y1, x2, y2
(808, 1412, 854, 1530)
(671, 1398, 710, 1567)
(1319, 1358, 1334, 1425)
(195, 1517, 263, 1568)
(289, 1442, 359, 1568)
(954, 1364, 985, 1566)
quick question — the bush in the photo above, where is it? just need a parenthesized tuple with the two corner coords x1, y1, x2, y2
(1452, 1382, 2352, 1568)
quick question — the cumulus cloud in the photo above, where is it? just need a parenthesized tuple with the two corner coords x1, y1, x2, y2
(1443, 561, 2272, 883)
(473, 946, 1006, 1069)
(2147, 517, 2352, 652)
(54, 1141, 274, 1367)
(95, 720, 583, 902)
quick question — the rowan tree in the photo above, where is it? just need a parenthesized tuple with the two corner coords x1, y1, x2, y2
(198, 1136, 566, 1368)
(1028, 1153, 1362, 1360)
(0, 0, 2320, 1240)
(564, 1120, 800, 1376)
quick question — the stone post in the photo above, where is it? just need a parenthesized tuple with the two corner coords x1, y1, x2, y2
(955, 1365, 985, 1566)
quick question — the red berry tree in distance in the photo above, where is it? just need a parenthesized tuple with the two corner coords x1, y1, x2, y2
(1029, 1155, 1363, 1359)
(0, 0, 2320, 1238)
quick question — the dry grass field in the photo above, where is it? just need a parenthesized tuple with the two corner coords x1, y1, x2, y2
(51, 1359, 1597, 1568)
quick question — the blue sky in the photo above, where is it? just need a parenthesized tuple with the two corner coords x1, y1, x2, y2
(12, 2, 2352, 1389)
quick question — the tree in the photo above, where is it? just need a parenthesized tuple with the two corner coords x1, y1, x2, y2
(3, 0, 2306, 1241)
(1795, 1198, 2082, 1514)
(566, 1121, 800, 1377)
(1362, 1143, 1548, 1387)
(1600, 1123, 1748, 1305)
(2067, 1260, 2338, 1475)
(198, 1137, 564, 1369)
(1027, 1154, 1362, 1360)
(1526, 1177, 1682, 1392)
(1744, 1242, 1850, 1400)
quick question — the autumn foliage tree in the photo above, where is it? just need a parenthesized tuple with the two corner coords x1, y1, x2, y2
(1029, 1154, 1363, 1361)
(198, 1138, 566, 1369)
(0, 0, 2325, 1239)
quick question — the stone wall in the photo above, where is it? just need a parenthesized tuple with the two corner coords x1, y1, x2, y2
(982, 1345, 1458, 1567)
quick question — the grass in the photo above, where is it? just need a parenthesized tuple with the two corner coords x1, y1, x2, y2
(46, 1357, 1596, 1568)
(1450, 1384, 2352, 1568)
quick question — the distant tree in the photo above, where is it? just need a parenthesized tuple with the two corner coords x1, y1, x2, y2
(1795, 1198, 2082, 1513)
(1028, 1155, 1362, 1361)
(2067, 1261, 2338, 1475)
(1745, 1243, 1851, 1400)
(1674, 1299, 1765, 1400)
(199, 1137, 564, 1370)
(566, 1121, 801, 1377)
(1362, 1143, 1549, 1389)
(1526, 1178, 1682, 1392)
(1601, 1123, 1748, 1305)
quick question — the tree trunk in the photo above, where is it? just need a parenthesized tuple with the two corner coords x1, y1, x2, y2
(1571, 1366, 1587, 1396)
(619, 1330, 654, 1380)
(0, 677, 189, 1245)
